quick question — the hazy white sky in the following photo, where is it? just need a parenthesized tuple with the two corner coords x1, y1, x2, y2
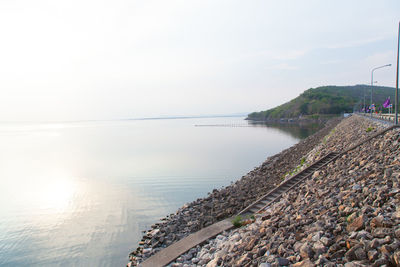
(0, 0, 399, 121)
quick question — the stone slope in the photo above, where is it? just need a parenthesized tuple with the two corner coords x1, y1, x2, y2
(172, 115, 399, 266)
(128, 119, 343, 265)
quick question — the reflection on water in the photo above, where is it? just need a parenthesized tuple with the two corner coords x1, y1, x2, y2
(0, 117, 321, 266)
(248, 121, 323, 139)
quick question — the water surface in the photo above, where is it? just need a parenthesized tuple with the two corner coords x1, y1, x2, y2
(0, 117, 321, 266)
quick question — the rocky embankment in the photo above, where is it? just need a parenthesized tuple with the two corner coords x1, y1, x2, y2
(169, 115, 400, 266)
(128, 118, 343, 265)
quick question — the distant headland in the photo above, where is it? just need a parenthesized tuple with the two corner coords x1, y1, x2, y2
(247, 85, 397, 122)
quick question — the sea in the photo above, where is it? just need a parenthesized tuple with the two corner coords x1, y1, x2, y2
(0, 116, 322, 266)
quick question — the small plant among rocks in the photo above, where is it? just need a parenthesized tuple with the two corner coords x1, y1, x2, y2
(366, 126, 374, 132)
(231, 215, 255, 228)
(282, 157, 307, 179)
(231, 216, 242, 228)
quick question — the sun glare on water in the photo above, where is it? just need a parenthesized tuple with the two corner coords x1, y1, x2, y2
(37, 176, 76, 211)
(7, 171, 79, 214)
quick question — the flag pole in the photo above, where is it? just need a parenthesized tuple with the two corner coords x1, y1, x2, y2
(396, 21, 400, 125)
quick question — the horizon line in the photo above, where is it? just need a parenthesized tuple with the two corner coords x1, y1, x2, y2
(0, 113, 250, 124)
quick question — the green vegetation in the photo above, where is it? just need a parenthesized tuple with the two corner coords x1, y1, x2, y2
(247, 85, 397, 120)
(323, 136, 328, 144)
(282, 157, 307, 179)
(366, 127, 374, 132)
(323, 128, 336, 144)
(231, 216, 242, 228)
(231, 214, 256, 227)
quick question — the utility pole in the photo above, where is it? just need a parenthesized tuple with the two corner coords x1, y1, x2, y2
(371, 64, 391, 117)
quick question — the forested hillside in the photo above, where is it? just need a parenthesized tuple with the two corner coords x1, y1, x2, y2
(247, 85, 396, 120)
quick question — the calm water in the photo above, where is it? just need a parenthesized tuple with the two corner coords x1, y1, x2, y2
(0, 117, 321, 266)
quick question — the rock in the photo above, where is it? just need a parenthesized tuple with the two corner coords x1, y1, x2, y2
(320, 237, 330, 246)
(277, 244, 286, 255)
(370, 216, 384, 229)
(346, 215, 366, 232)
(292, 259, 315, 267)
(352, 184, 361, 190)
(258, 247, 267, 257)
(203, 202, 213, 210)
(368, 249, 379, 261)
(277, 257, 290, 266)
(344, 262, 366, 267)
(266, 254, 276, 263)
(236, 253, 250, 266)
(356, 230, 372, 240)
(300, 243, 313, 259)
(393, 251, 400, 266)
(198, 253, 211, 265)
(294, 242, 304, 252)
(369, 238, 381, 249)
(244, 237, 258, 251)
(394, 207, 400, 219)
(354, 247, 367, 261)
(312, 171, 320, 179)
(346, 239, 359, 249)
(142, 248, 152, 254)
(205, 257, 219, 267)
(384, 168, 393, 178)
(315, 256, 331, 266)
(330, 249, 346, 260)
(372, 227, 392, 238)
(312, 241, 326, 256)
(379, 244, 392, 255)
(345, 245, 366, 261)
(372, 258, 389, 266)
(395, 228, 400, 239)
(311, 232, 321, 242)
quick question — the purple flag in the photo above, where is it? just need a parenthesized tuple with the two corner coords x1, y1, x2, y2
(383, 97, 391, 108)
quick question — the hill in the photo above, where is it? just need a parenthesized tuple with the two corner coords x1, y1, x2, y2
(247, 85, 397, 121)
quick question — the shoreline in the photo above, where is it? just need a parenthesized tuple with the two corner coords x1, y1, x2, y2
(165, 114, 399, 266)
(129, 114, 399, 266)
(245, 114, 340, 124)
(128, 117, 343, 265)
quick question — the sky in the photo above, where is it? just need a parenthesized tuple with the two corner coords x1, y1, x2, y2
(0, 0, 399, 121)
